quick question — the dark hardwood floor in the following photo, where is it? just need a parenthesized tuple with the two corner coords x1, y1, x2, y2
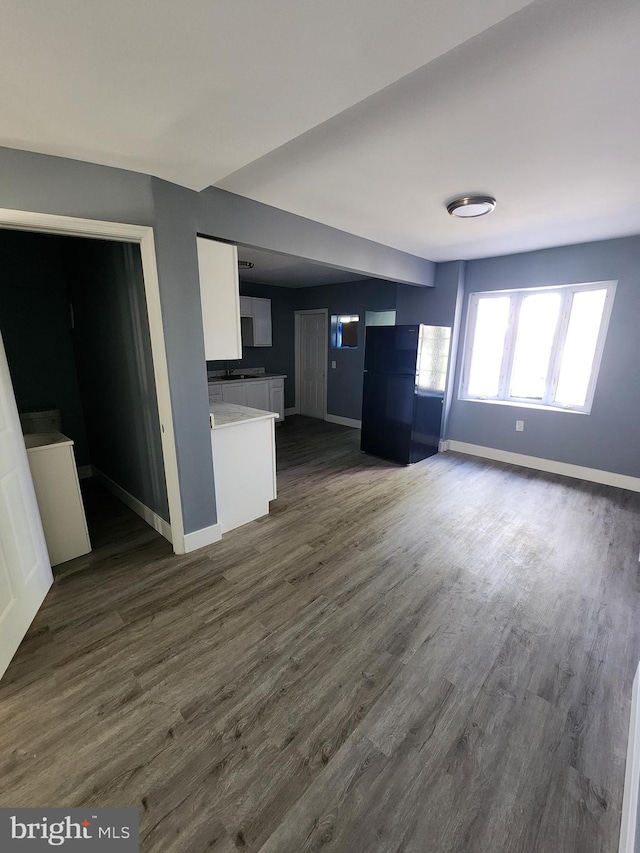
(1, 416, 640, 852)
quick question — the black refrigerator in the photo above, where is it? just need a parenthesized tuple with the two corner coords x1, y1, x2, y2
(361, 324, 451, 465)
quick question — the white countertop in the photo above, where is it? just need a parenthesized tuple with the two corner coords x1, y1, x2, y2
(209, 402, 278, 430)
(24, 431, 74, 451)
(207, 373, 286, 385)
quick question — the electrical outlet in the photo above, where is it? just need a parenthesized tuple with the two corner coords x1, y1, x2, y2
(331, 360, 337, 369)
(516, 420, 524, 432)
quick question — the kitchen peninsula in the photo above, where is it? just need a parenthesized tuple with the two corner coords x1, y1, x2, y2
(209, 401, 278, 534)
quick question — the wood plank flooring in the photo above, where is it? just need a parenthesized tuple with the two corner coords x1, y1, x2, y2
(1, 415, 640, 852)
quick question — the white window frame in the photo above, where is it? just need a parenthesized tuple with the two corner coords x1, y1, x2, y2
(459, 280, 617, 414)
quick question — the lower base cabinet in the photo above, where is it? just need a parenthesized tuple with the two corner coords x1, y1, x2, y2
(24, 433, 91, 566)
(209, 376, 285, 421)
(211, 415, 277, 533)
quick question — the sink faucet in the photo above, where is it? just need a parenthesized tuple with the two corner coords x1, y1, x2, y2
(225, 360, 241, 378)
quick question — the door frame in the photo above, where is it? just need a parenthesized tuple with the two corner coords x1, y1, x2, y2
(0, 207, 186, 554)
(294, 308, 328, 420)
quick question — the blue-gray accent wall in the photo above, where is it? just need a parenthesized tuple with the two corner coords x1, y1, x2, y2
(150, 179, 218, 533)
(447, 236, 640, 478)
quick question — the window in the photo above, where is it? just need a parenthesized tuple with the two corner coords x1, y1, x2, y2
(460, 280, 616, 413)
(331, 314, 359, 348)
(365, 310, 396, 327)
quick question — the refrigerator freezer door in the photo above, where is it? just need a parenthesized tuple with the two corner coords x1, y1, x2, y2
(364, 325, 420, 377)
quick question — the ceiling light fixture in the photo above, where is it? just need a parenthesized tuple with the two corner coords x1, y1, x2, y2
(238, 260, 254, 269)
(447, 195, 496, 218)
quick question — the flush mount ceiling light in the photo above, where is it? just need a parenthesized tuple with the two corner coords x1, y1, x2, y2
(447, 195, 496, 218)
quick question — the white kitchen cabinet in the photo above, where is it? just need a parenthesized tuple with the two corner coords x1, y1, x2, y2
(240, 296, 272, 347)
(208, 382, 223, 403)
(197, 237, 242, 360)
(221, 383, 247, 406)
(269, 380, 285, 422)
(210, 404, 277, 534)
(208, 375, 286, 421)
(24, 433, 91, 566)
(245, 379, 270, 411)
(251, 298, 272, 347)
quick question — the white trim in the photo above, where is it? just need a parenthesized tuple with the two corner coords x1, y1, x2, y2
(445, 441, 640, 493)
(294, 308, 328, 420)
(325, 413, 361, 429)
(183, 522, 222, 552)
(77, 465, 93, 480)
(438, 439, 450, 452)
(619, 662, 640, 853)
(284, 407, 299, 417)
(0, 207, 185, 554)
(92, 467, 173, 542)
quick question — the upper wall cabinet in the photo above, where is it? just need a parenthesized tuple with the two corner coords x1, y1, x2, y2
(240, 296, 272, 347)
(197, 237, 242, 360)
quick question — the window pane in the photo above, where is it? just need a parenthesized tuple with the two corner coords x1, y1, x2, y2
(509, 293, 561, 399)
(467, 297, 510, 397)
(554, 289, 607, 407)
(417, 325, 451, 392)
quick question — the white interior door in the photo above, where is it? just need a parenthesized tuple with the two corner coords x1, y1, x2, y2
(298, 312, 327, 419)
(0, 333, 53, 679)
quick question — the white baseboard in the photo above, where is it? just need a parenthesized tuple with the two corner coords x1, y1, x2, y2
(77, 465, 93, 480)
(284, 407, 299, 417)
(182, 522, 222, 552)
(438, 439, 450, 452)
(325, 414, 362, 430)
(445, 440, 640, 493)
(91, 467, 173, 543)
(619, 662, 640, 853)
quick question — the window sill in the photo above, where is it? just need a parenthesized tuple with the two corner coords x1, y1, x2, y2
(458, 397, 588, 415)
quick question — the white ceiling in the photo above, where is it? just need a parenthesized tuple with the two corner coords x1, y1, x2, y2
(2, 0, 640, 262)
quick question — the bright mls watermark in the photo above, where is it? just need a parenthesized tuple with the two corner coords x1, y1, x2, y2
(0, 808, 138, 850)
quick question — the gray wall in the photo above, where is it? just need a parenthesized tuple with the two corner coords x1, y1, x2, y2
(66, 240, 170, 521)
(396, 262, 463, 327)
(0, 230, 90, 464)
(0, 146, 155, 225)
(447, 236, 640, 478)
(150, 179, 217, 533)
(292, 278, 397, 421)
(198, 187, 435, 287)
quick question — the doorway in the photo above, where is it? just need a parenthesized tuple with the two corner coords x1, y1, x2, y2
(295, 309, 328, 419)
(0, 210, 185, 676)
(0, 208, 183, 550)
(0, 229, 172, 544)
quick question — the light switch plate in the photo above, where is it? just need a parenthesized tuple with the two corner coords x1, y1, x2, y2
(516, 420, 524, 431)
